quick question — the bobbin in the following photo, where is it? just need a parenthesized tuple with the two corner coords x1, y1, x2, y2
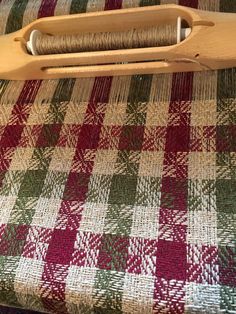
(1, 4, 236, 80)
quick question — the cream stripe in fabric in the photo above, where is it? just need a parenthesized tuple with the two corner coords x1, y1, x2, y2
(109, 76, 132, 105)
(146, 74, 173, 127)
(0, 81, 25, 127)
(22, 0, 43, 27)
(103, 76, 132, 127)
(70, 78, 95, 104)
(122, 0, 140, 8)
(54, 0, 73, 16)
(0, 0, 15, 34)
(161, 0, 178, 4)
(198, 0, 220, 11)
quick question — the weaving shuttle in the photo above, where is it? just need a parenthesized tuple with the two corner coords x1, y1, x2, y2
(0, 4, 236, 80)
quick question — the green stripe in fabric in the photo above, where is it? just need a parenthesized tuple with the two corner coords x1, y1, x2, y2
(219, 0, 236, 12)
(128, 74, 153, 103)
(126, 74, 153, 125)
(220, 285, 236, 312)
(139, 0, 160, 6)
(52, 79, 76, 103)
(5, 0, 29, 34)
(49, 78, 76, 123)
(0, 256, 21, 308)
(105, 75, 153, 235)
(217, 68, 236, 113)
(70, 0, 89, 13)
(93, 270, 124, 313)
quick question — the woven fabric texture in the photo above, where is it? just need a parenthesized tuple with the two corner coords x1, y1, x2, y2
(0, 0, 235, 313)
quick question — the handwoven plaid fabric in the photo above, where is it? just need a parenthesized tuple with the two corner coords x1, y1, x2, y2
(0, 0, 235, 313)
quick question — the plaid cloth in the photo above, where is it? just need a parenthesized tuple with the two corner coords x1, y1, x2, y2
(0, 0, 235, 313)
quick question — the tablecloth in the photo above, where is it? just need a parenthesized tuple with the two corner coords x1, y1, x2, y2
(0, 0, 235, 313)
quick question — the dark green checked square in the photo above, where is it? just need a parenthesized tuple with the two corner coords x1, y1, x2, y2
(220, 0, 236, 12)
(18, 170, 47, 197)
(45, 102, 68, 124)
(125, 102, 148, 126)
(227, 111, 236, 125)
(217, 110, 236, 125)
(109, 174, 137, 205)
(0, 224, 29, 256)
(93, 270, 124, 313)
(29, 148, 54, 171)
(218, 244, 236, 279)
(216, 179, 236, 213)
(104, 204, 134, 236)
(188, 179, 216, 212)
(9, 197, 38, 225)
(220, 285, 236, 312)
(0, 171, 26, 197)
(86, 174, 112, 204)
(217, 212, 236, 246)
(41, 171, 68, 198)
(217, 153, 236, 179)
(0, 256, 21, 307)
(217, 153, 231, 166)
(217, 99, 236, 114)
(115, 151, 140, 176)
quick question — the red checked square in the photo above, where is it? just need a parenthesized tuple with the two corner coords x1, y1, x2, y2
(156, 239, 187, 281)
(76, 125, 101, 150)
(0, 125, 24, 147)
(165, 126, 190, 152)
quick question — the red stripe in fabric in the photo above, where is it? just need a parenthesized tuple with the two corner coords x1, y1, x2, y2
(37, 0, 58, 18)
(153, 70, 195, 313)
(10, 81, 42, 125)
(179, 0, 198, 8)
(104, 0, 123, 10)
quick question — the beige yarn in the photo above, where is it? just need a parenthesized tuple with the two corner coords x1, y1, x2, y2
(35, 25, 177, 55)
